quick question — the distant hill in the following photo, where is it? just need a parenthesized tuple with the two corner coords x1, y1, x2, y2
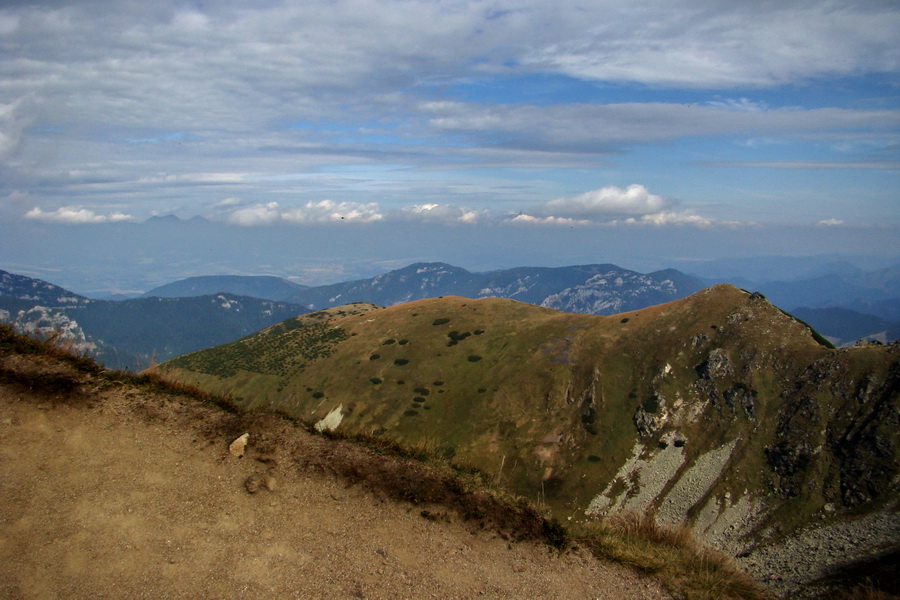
(284, 262, 706, 314)
(791, 306, 900, 346)
(0, 269, 92, 308)
(143, 275, 307, 301)
(0, 269, 309, 370)
(161, 286, 900, 594)
(694, 263, 900, 317)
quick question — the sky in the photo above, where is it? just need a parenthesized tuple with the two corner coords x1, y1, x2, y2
(1, 0, 898, 293)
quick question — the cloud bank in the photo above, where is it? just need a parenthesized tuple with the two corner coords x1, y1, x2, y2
(24, 207, 133, 224)
(541, 185, 671, 218)
(227, 200, 383, 226)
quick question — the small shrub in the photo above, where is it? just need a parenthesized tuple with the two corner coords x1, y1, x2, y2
(432, 317, 450, 326)
(394, 358, 409, 366)
(433, 381, 444, 386)
(398, 339, 409, 345)
(467, 355, 483, 362)
(587, 455, 602, 463)
(403, 410, 419, 417)
(369, 354, 381, 360)
(413, 396, 426, 403)
(473, 329, 485, 335)
(477, 387, 487, 393)
(620, 318, 629, 323)
(369, 377, 383, 385)
(642, 395, 660, 413)
(312, 391, 325, 399)
(382, 339, 396, 345)
(543, 518, 570, 550)
(414, 387, 430, 395)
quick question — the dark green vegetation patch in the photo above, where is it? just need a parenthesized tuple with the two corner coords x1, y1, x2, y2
(167, 319, 348, 378)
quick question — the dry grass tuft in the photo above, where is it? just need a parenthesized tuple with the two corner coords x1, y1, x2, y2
(575, 513, 771, 600)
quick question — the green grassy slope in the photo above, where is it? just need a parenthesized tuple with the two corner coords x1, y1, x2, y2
(161, 286, 899, 557)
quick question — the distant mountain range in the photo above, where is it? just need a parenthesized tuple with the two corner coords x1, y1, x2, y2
(127, 260, 900, 345)
(1, 264, 705, 369)
(0, 270, 308, 370)
(281, 262, 706, 314)
(3, 260, 899, 370)
(143, 275, 307, 301)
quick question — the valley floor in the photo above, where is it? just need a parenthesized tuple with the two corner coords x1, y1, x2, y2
(0, 355, 670, 600)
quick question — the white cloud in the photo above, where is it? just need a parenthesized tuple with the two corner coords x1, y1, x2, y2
(282, 200, 383, 223)
(0, 97, 33, 161)
(818, 218, 845, 226)
(402, 203, 484, 224)
(524, 2, 900, 88)
(1, 0, 897, 228)
(227, 202, 282, 226)
(706, 98, 769, 112)
(608, 211, 747, 228)
(227, 200, 383, 225)
(23, 206, 133, 224)
(212, 197, 241, 208)
(506, 214, 591, 226)
(424, 101, 899, 155)
(706, 161, 900, 170)
(542, 184, 671, 218)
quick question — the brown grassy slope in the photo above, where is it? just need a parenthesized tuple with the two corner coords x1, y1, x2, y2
(158, 285, 900, 598)
(0, 324, 778, 600)
(0, 326, 676, 599)
(159, 285, 840, 517)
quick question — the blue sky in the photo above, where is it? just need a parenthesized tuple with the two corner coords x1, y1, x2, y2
(1, 0, 898, 292)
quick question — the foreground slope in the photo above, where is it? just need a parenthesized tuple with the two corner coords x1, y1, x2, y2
(0, 331, 670, 600)
(161, 285, 900, 593)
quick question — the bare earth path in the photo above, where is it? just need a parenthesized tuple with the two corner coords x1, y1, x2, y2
(0, 355, 670, 599)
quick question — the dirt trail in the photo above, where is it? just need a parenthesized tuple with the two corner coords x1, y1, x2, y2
(0, 356, 669, 599)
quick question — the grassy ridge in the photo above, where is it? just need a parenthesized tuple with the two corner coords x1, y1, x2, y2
(2, 321, 773, 599)
(159, 285, 900, 581)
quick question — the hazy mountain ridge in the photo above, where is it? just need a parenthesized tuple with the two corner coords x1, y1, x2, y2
(0, 270, 93, 308)
(0, 269, 309, 370)
(143, 274, 308, 301)
(160, 286, 900, 593)
(284, 262, 706, 314)
(698, 263, 900, 318)
(792, 306, 900, 347)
